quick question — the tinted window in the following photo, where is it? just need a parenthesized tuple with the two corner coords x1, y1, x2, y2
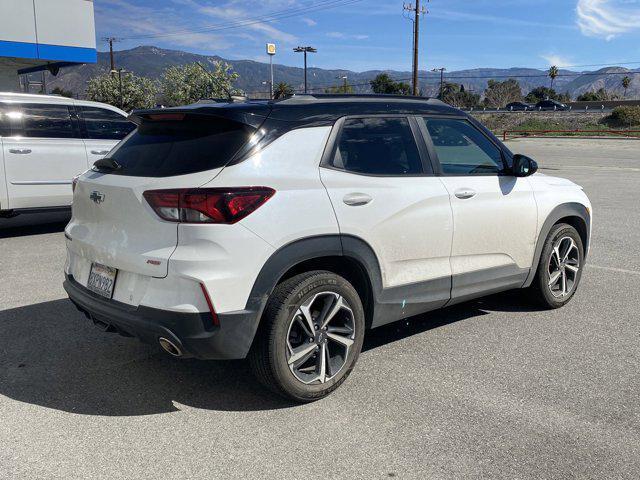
(107, 115, 255, 177)
(424, 118, 504, 175)
(332, 117, 424, 175)
(18, 104, 76, 138)
(82, 107, 135, 140)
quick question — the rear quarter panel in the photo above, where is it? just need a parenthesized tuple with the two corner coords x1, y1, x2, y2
(206, 126, 339, 248)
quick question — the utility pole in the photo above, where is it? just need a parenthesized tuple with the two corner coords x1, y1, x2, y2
(293, 46, 317, 94)
(102, 37, 120, 71)
(403, 1, 427, 96)
(432, 67, 446, 99)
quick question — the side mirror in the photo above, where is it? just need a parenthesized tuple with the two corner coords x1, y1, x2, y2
(512, 154, 538, 177)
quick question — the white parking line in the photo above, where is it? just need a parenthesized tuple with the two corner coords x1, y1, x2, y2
(587, 264, 640, 276)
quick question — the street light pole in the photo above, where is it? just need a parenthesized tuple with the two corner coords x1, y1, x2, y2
(266, 43, 276, 99)
(293, 46, 317, 94)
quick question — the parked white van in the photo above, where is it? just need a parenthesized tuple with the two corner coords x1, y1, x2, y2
(0, 92, 133, 217)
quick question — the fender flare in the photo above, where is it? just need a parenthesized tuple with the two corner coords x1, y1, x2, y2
(523, 202, 591, 287)
(244, 234, 383, 316)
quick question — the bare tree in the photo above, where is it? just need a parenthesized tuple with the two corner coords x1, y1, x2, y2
(483, 79, 523, 108)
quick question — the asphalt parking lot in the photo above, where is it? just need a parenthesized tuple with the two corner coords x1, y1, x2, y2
(1, 138, 638, 479)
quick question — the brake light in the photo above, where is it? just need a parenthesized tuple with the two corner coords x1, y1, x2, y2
(143, 187, 275, 224)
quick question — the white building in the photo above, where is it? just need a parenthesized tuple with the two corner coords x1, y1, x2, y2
(0, 0, 97, 91)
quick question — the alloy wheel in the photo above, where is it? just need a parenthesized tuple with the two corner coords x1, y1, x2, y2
(286, 291, 356, 385)
(547, 236, 581, 298)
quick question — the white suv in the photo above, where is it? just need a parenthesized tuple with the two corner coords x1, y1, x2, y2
(64, 95, 592, 401)
(0, 92, 133, 217)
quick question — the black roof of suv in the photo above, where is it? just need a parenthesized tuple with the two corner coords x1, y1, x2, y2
(132, 94, 463, 129)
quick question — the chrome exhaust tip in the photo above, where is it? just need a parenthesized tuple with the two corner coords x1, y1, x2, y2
(158, 337, 182, 357)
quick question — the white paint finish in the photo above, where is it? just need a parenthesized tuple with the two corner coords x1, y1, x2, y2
(439, 175, 538, 274)
(166, 223, 275, 313)
(2, 136, 87, 208)
(321, 168, 453, 287)
(0, 0, 37, 43)
(33, 0, 96, 49)
(0, 94, 128, 211)
(66, 168, 216, 279)
(83, 138, 118, 162)
(528, 173, 593, 252)
(208, 126, 340, 248)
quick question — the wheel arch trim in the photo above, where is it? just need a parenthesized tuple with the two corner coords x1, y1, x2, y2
(244, 235, 383, 318)
(523, 202, 591, 288)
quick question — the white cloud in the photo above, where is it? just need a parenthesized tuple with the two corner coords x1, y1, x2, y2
(326, 32, 369, 40)
(197, 3, 298, 43)
(96, 0, 231, 49)
(301, 17, 317, 26)
(540, 54, 572, 68)
(577, 0, 640, 40)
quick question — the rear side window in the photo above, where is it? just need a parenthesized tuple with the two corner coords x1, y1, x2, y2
(81, 106, 135, 140)
(423, 118, 505, 175)
(106, 115, 255, 177)
(16, 104, 77, 138)
(332, 117, 423, 175)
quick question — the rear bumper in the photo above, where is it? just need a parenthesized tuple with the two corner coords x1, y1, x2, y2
(63, 275, 260, 360)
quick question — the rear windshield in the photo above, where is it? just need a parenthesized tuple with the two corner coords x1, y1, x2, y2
(106, 115, 255, 177)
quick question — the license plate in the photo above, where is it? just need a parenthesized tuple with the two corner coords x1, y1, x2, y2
(87, 263, 118, 299)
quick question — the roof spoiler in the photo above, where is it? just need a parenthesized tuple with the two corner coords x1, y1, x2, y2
(128, 104, 271, 129)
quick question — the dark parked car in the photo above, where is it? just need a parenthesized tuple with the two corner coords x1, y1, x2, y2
(535, 100, 569, 111)
(506, 102, 532, 111)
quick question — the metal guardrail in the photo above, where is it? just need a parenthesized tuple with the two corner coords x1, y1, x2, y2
(503, 130, 640, 141)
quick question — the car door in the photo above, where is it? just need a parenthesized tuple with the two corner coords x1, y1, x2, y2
(419, 116, 537, 304)
(77, 105, 135, 166)
(2, 102, 88, 209)
(320, 116, 453, 326)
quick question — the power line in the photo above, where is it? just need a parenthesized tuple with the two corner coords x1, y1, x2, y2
(118, 0, 363, 41)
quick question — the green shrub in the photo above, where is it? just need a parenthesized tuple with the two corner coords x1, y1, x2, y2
(609, 106, 640, 126)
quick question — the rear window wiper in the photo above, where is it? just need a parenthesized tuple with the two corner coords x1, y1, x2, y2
(93, 157, 122, 172)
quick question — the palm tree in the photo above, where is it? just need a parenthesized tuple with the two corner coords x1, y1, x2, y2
(273, 82, 294, 99)
(548, 66, 559, 90)
(622, 76, 631, 99)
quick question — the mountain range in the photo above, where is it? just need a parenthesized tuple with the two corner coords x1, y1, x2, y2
(44, 46, 640, 100)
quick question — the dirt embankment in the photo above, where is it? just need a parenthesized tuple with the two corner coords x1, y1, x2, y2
(470, 112, 613, 135)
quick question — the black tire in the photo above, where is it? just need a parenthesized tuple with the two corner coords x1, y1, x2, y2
(248, 270, 365, 402)
(528, 223, 584, 309)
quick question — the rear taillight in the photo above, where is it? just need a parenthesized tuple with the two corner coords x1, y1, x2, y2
(143, 187, 275, 224)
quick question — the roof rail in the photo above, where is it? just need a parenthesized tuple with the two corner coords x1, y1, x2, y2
(275, 93, 446, 105)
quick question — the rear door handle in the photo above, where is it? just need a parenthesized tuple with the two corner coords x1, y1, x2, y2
(454, 188, 477, 199)
(90, 150, 110, 155)
(343, 193, 373, 206)
(9, 148, 31, 154)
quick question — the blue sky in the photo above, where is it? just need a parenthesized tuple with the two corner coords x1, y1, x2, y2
(95, 0, 640, 72)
